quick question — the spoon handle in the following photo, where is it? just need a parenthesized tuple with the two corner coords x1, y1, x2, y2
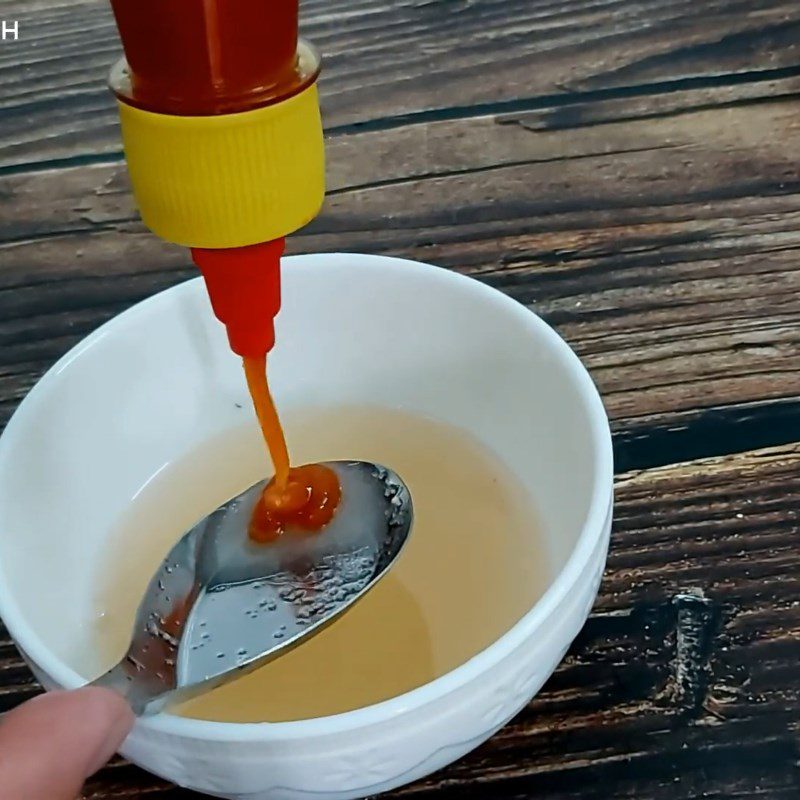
(90, 663, 168, 716)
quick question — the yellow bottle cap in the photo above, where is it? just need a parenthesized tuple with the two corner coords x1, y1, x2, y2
(117, 83, 325, 249)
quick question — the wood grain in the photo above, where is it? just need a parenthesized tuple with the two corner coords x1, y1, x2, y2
(3, 83, 800, 432)
(2, 0, 800, 168)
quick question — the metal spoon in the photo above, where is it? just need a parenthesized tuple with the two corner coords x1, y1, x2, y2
(89, 461, 413, 715)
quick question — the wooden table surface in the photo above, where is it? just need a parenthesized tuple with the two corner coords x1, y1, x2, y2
(2, 0, 800, 797)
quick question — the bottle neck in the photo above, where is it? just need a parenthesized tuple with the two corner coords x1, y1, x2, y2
(192, 240, 285, 358)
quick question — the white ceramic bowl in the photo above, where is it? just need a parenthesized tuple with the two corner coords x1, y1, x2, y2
(0, 253, 612, 799)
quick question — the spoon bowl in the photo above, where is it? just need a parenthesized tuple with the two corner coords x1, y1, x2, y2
(91, 460, 413, 715)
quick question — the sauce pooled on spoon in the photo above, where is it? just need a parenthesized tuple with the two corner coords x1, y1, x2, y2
(242, 355, 341, 543)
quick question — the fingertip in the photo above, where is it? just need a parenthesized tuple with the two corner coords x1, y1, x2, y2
(72, 685, 135, 727)
(0, 687, 135, 800)
(70, 687, 135, 774)
(21, 687, 134, 774)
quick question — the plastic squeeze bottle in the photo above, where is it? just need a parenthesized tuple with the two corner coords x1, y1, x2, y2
(107, 0, 324, 358)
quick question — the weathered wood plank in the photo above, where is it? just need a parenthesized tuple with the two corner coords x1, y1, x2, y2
(5, 71, 800, 239)
(3, 92, 800, 433)
(4, 444, 799, 798)
(613, 398, 800, 472)
(1, 0, 799, 167)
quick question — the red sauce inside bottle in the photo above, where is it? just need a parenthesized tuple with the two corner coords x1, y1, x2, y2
(109, 0, 316, 115)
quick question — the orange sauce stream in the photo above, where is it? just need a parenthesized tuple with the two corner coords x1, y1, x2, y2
(242, 356, 340, 542)
(242, 354, 290, 490)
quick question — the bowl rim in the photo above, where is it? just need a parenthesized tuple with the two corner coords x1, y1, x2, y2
(0, 252, 613, 741)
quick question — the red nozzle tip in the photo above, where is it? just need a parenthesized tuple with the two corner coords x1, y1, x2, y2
(191, 239, 285, 358)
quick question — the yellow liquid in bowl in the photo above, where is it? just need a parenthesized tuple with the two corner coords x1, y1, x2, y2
(92, 407, 550, 722)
